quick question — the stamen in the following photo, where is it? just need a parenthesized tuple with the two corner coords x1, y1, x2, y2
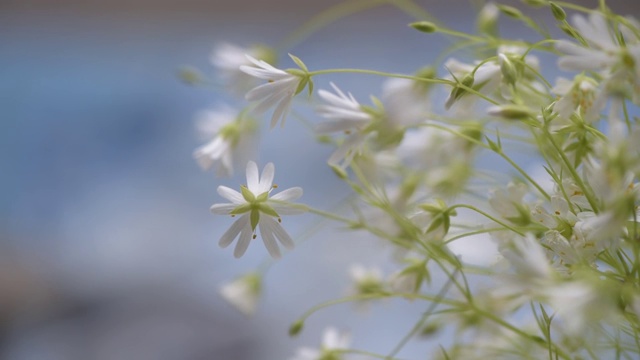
(253, 234, 257, 239)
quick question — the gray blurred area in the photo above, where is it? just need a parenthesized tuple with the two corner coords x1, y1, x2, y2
(1, 1, 639, 360)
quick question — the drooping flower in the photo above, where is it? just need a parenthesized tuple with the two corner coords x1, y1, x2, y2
(240, 55, 303, 128)
(210, 161, 306, 258)
(316, 82, 375, 169)
(289, 327, 351, 360)
(192, 105, 257, 177)
(210, 43, 277, 95)
(219, 272, 262, 316)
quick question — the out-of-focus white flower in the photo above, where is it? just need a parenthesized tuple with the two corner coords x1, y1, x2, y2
(557, 12, 640, 74)
(489, 182, 531, 226)
(219, 272, 262, 316)
(316, 82, 374, 169)
(240, 55, 303, 128)
(552, 76, 604, 123)
(381, 77, 430, 126)
(192, 105, 257, 177)
(531, 195, 578, 229)
(210, 161, 306, 258)
(349, 264, 385, 297)
(210, 43, 276, 95)
(289, 327, 351, 360)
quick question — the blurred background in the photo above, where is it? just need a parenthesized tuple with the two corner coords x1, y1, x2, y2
(2, 0, 639, 359)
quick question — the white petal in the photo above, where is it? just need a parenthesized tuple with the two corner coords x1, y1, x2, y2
(219, 214, 249, 248)
(217, 186, 244, 204)
(270, 91, 294, 128)
(259, 162, 275, 193)
(259, 220, 281, 259)
(263, 216, 295, 249)
(271, 187, 302, 201)
(210, 203, 237, 214)
(234, 222, 254, 258)
(246, 161, 259, 193)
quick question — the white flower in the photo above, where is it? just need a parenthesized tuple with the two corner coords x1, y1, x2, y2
(289, 327, 351, 360)
(219, 272, 261, 316)
(211, 161, 306, 258)
(349, 264, 385, 297)
(240, 55, 302, 128)
(489, 182, 531, 226)
(316, 82, 374, 169)
(381, 77, 430, 126)
(192, 105, 257, 177)
(556, 12, 640, 75)
(211, 43, 260, 95)
(552, 76, 604, 123)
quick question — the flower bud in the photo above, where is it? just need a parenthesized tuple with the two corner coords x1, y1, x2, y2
(549, 2, 566, 21)
(521, 0, 547, 6)
(477, 2, 499, 37)
(409, 21, 437, 33)
(487, 104, 535, 120)
(498, 5, 523, 18)
(178, 66, 204, 85)
(289, 320, 304, 337)
(499, 53, 518, 86)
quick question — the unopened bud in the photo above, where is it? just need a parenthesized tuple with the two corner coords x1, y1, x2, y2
(487, 105, 535, 119)
(499, 54, 518, 86)
(288, 320, 304, 337)
(178, 66, 203, 85)
(477, 2, 499, 36)
(498, 5, 523, 18)
(549, 2, 566, 21)
(521, 0, 547, 6)
(409, 21, 437, 33)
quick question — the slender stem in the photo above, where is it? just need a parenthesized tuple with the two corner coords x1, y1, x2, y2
(278, 0, 390, 50)
(543, 126, 599, 212)
(449, 204, 526, 236)
(386, 269, 459, 359)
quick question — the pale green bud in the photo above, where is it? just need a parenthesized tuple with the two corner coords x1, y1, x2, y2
(477, 2, 499, 37)
(409, 21, 437, 33)
(288, 320, 304, 337)
(521, 0, 547, 6)
(499, 53, 518, 86)
(487, 105, 535, 120)
(178, 66, 204, 85)
(498, 5, 523, 18)
(549, 2, 566, 21)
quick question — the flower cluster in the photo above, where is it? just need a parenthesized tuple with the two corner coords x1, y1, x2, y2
(187, 1, 640, 359)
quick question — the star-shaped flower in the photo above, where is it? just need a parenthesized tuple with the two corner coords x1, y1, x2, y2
(240, 55, 303, 128)
(211, 161, 306, 258)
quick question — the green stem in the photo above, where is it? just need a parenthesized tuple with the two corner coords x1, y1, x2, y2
(542, 126, 599, 212)
(449, 204, 526, 236)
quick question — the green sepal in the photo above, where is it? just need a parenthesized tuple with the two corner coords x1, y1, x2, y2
(295, 76, 309, 95)
(307, 77, 314, 98)
(230, 203, 252, 215)
(257, 192, 269, 202)
(241, 185, 256, 202)
(250, 209, 260, 230)
(258, 203, 279, 218)
(288, 53, 308, 72)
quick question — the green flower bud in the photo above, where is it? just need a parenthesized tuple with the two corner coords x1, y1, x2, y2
(409, 21, 437, 33)
(178, 66, 203, 85)
(521, 0, 547, 6)
(487, 105, 535, 120)
(288, 320, 304, 337)
(477, 2, 499, 37)
(499, 53, 518, 86)
(498, 5, 523, 18)
(549, 2, 566, 21)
